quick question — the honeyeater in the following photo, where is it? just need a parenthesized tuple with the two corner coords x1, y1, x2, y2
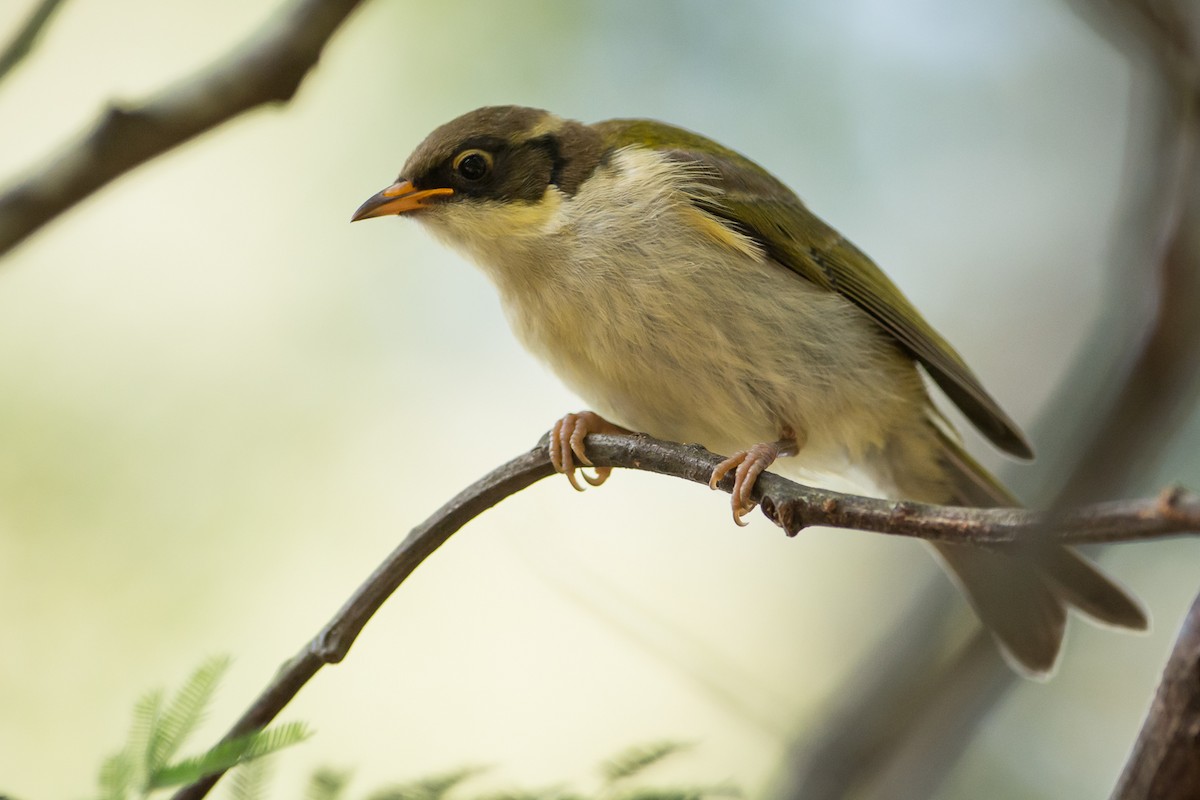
(352, 105, 1146, 676)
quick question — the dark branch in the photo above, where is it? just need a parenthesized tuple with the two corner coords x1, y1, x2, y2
(1111, 590, 1200, 799)
(173, 431, 1197, 800)
(171, 443, 555, 800)
(0, 0, 70, 83)
(581, 434, 1200, 546)
(0, 0, 367, 258)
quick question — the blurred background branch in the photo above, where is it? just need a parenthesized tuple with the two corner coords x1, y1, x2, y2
(1112, 589, 1200, 799)
(0, 0, 69, 84)
(1055, 0, 1200, 508)
(773, 0, 1200, 798)
(0, 0, 367, 258)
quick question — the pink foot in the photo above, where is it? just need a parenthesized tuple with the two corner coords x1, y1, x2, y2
(709, 429, 800, 526)
(549, 411, 628, 492)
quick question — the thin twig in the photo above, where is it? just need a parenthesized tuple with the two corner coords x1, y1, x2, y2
(0, 0, 69, 83)
(173, 430, 1197, 800)
(0, 0, 368, 257)
(171, 443, 555, 800)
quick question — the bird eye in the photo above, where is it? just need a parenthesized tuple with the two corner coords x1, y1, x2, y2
(452, 149, 493, 181)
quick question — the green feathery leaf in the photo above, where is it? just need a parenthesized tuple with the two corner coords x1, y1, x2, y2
(365, 766, 485, 800)
(616, 791, 694, 800)
(611, 787, 739, 800)
(305, 768, 353, 800)
(224, 753, 272, 800)
(601, 743, 690, 784)
(96, 751, 136, 800)
(150, 722, 312, 790)
(474, 790, 584, 800)
(130, 688, 165, 792)
(148, 656, 231, 772)
(93, 687, 161, 800)
(615, 792, 701, 800)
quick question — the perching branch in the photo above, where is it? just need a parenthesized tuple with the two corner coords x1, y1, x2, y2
(759, 481, 1197, 546)
(173, 431, 1198, 800)
(584, 434, 1200, 546)
(0, 0, 368, 257)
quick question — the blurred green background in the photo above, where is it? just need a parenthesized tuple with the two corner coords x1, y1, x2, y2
(1, 1, 1197, 798)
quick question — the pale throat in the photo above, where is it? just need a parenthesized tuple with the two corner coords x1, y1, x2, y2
(418, 186, 570, 297)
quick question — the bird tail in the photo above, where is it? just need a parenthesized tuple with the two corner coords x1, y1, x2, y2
(895, 425, 1148, 677)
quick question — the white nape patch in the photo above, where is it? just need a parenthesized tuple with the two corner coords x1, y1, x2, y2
(526, 113, 568, 140)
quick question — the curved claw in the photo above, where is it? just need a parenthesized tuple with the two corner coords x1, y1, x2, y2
(708, 461, 730, 492)
(564, 466, 586, 492)
(583, 466, 612, 487)
(550, 416, 583, 491)
(548, 411, 625, 491)
(710, 440, 787, 527)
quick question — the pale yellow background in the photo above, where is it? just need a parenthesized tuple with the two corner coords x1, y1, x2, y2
(0, 1, 1197, 799)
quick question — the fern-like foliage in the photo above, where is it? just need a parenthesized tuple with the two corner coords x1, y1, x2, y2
(94, 657, 311, 800)
(98, 747, 137, 800)
(609, 790, 738, 800)
(307, 742, 738, 800)
(148, 656, 230, 774)
(226, 757, 272, 800)
(600, 742, 691, 785)
(306, 768, 353, 800)
(471, 792, 581, 800)
(150, 722, 312, 790)
(94, 661, 730, 800)
(365, 766, 485, 800)
(98, 689, 165, 800)
(599, 742, 737, 800)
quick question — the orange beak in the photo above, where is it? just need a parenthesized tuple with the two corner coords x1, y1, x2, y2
(350, 180, 454, 221)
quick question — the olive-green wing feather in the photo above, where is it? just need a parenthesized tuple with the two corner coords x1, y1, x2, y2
(595, 119, 1033, 459)
(720, 193, 1034, 459)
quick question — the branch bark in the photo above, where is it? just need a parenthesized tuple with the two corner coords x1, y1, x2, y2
(172, 431, 1198, 800)
(0, 0, 368, 258)
(171, 441, 556, 800)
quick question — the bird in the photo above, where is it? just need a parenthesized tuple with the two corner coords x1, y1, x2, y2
(351, 104, 1147, 676)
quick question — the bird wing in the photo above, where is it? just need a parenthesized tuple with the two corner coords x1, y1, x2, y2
(593, 120, 1033, 459)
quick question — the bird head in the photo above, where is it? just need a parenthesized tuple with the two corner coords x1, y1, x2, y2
(351, 106, 606, 243)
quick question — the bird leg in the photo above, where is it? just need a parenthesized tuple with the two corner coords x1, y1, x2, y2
(549, 411, 630, 491)
(709, 426, 801, 526)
